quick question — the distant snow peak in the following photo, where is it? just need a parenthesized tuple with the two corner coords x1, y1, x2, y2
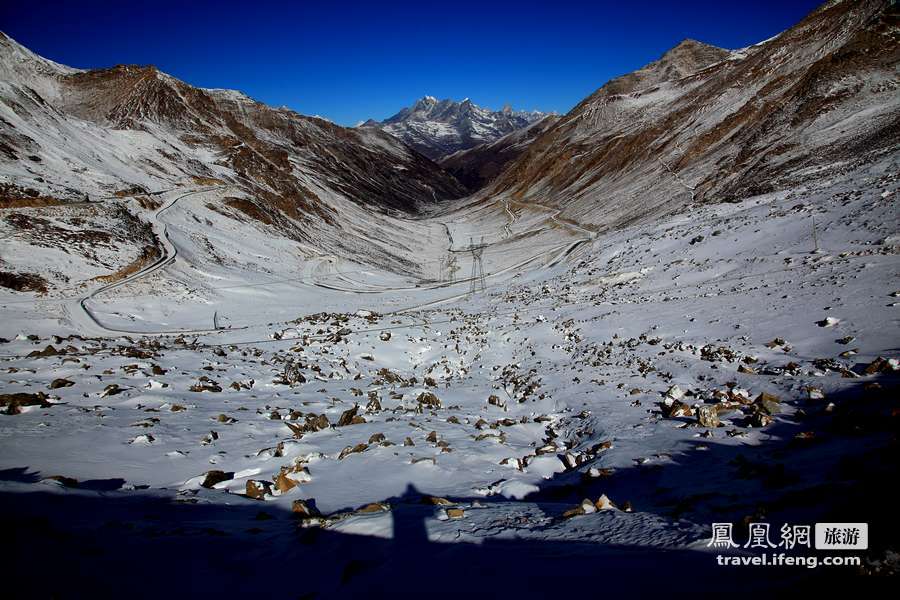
(371, 96, 547, 160)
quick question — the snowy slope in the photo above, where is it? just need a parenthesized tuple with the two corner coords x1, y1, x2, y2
(1, 153, 898, 594)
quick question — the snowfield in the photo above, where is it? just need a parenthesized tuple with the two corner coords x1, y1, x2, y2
(1, 150, 898, 595)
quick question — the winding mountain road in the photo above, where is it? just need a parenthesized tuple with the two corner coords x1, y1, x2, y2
(66, 187, 238, 337)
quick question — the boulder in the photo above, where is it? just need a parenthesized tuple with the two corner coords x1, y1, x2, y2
(43, 475, 78, 487)
(416, 392, 442, 410)
(27, 345, 59, 358)
(338, 443, 368, 460)
(425, 496, 453, 506)
(1, 392, 51, 415)
(755, 392, 780, 415)
(337, 405, 359, 427)
(291, 499, 320, 518)
(697, 404, 720, 428)
(661, 400, 693, 418)
(201, 470, 234, 489)
(246, 479, 273, 499)
(594, 494, 616, 510)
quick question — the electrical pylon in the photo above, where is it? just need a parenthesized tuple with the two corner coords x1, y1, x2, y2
(466, 236, 487, 295)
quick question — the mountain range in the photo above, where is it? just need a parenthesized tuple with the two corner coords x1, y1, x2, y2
(0, 0, 897, 288)
(362, 96, 548, 161)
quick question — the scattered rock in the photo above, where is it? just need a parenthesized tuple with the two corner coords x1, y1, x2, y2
(274, 471, 299, 493)
(189, 376, 222, 393)
(337, 405, 360, 427)
(100, 384, 125, 398)
(661, 400, 693, 418)
(291, 499, 320, 518)
(246, 479, 273, 499)
(201, 470, 234, 489)
(864, 357, 898, 375)
(1, 392, 51, 415)
(129, 434, 155, 445)
(594, 494, 616, 510)
(27, 345, 59, 358)
(416, 391, 442, 411)
(338, 443, 369, 460)
(43, 475, 78, 487)
(49, 378, 75, 389)
(749, 411, 774, 427)
(697, 404, 720, 428)
(806, 387, 825, 401)
(755, 392, 781, 415)
(664, 385, 685, 402)
(424, 496, 453, 506)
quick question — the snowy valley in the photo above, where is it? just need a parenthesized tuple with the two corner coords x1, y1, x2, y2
(1, 0, 899, 596)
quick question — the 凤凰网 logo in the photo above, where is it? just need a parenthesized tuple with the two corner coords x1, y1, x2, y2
(708, 522, 812, 549)
(708, 522, 867, 550)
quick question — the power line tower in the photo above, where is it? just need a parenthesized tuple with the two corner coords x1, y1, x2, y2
(438, 255, 458, 283)
(465, 236, 487, 295)
(447, 254, 458, 283)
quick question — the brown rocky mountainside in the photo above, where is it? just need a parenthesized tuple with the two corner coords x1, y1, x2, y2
(486, 0, 899, 228)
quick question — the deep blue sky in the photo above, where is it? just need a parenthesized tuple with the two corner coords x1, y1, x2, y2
(1, 0, 822, 126)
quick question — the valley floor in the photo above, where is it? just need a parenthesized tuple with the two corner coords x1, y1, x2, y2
(1, 153, 899, 596)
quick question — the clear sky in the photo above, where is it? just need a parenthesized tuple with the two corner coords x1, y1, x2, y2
(1, 0, 822, 126)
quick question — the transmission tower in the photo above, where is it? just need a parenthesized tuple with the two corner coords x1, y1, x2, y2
(466, 236, 487, 295)
(447, 254, 458, 282)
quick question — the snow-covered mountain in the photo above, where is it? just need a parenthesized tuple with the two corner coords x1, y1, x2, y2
(0, 31, 472, 290)
(364, 96, 548, 160)
(0, 31, 465, 216)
